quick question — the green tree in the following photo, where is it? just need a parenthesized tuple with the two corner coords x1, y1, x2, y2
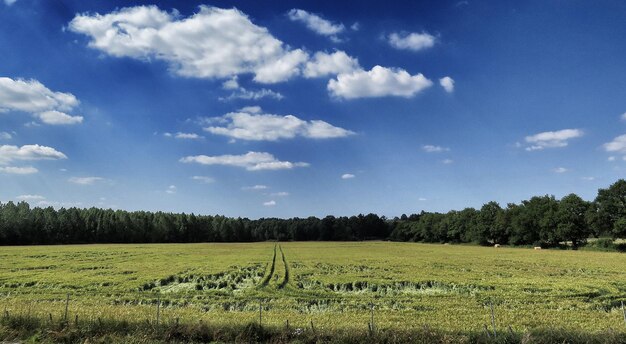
(556, 194, 590, 248)
(594, 179, 626, 238)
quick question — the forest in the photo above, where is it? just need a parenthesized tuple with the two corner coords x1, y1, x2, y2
(1, 179, 625, 247)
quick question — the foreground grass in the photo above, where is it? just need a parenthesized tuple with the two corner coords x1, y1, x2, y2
(2, 316, 626, 343)
(1, 242, 626, 342)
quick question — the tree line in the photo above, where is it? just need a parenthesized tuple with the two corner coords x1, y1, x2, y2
(1, 179, 626, 247)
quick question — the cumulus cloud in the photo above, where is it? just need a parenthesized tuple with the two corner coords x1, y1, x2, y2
(238, 106, 262, 114)
(0, 144, 67, 164)
(222, 77, 240, 90)
(552, 167, 568, 173)
(341, 173, 355, 179)
(191, 176, 214, 183)
(68, 176, 104, 185)
(203, 109, 354, 141)
(388, 32, 436, 51)
(180, 151, 309, 171)
(620, 112, 626, 121)
(287, 9, 345, 41)
(422, 145, 450, 153)
(69, 5, 310, 84)
(303, 51, 360, 78)
(0, 77, 83, 125)
(0, 166, 38, 174)
(603, 134, 626, 155)
(524, 129, 584, 151)
(38, 110, 83, 125)
(441, 159, 454, 164)
(165, 185, 177, 194)
(328, 65, 432, 99)
(0, 132, 12, 140)
(16, 194, 45, 201)
(439, 76, 454, 93)
(263, 200, 276, 207)
(253, 50, 309, 84)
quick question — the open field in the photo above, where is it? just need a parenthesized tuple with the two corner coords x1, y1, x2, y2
(1, 242, 626, 342)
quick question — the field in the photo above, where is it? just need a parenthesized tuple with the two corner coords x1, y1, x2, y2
(1, 242, 626, 342)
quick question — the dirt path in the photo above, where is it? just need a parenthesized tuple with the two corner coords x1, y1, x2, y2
(278, 245, 289, 289)
(259, 244, 277, 287)
(258, 244, 290, 289)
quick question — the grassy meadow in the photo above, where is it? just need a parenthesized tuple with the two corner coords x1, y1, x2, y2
(1, 242, 626, 342)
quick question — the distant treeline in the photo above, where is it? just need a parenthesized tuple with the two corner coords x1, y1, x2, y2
(1, 180, 626, 247)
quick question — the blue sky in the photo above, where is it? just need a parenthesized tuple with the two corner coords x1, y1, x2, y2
(1, 0, 626, 218)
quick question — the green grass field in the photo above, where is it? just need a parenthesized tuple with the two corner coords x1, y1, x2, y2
(1, 242, 626, 342)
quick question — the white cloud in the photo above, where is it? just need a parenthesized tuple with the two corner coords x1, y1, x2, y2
(175, 132, 203, 140)
(418, 197, 427, 201)
(341, 173, 355, 179)
(180, 151, 309, 171)
(328, 65, 432, 99)
(0, 144, 67, 165)
(38, 110, 83, 125)
(524, 129, 584, 151)
(68, 176, 104, 185)
(0, 166, 38, 174)
(204, 110, 354, 141)
(218, 76, 283, 101)
(222, 77, 240, 90)
(70, 5, 309, 84)
(422, 145, 450, 153)
(620, 112, 626, 121)
(581, 176, 595, 181)
(552, 167, 568, 173)
(270, 191, 289, 197)
(238, 106, 262, 114)
(263, 200, 276, 207)
(603, 134, 626, 155)
(287, 9, 345, 41)
(242, 185, 268, 191)
(16, 194, 45, 201)
(191, 176, 214, 183)
(0, 132, 12, 140)
(442, 159, 454, 164)
(0, 77, 83, 125)
(253, 49, 309, 84)
(219, 87, 284, 101)
(36, 200, 83, 208)
(4, 0, 17, 5)
(608, 156, 616, 162)
(388, 32, 436, 51)
(303, 51, 360, 78)
(439, 76, 454, 93)
(166, 185, 177, 194)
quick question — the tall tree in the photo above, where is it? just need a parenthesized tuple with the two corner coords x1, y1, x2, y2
(594, 179, 626, 238)
(556, 194, 590, 248)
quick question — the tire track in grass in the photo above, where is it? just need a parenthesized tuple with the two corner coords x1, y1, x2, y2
(259, 244, 277, 288)
(278, 245, 289, 289)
